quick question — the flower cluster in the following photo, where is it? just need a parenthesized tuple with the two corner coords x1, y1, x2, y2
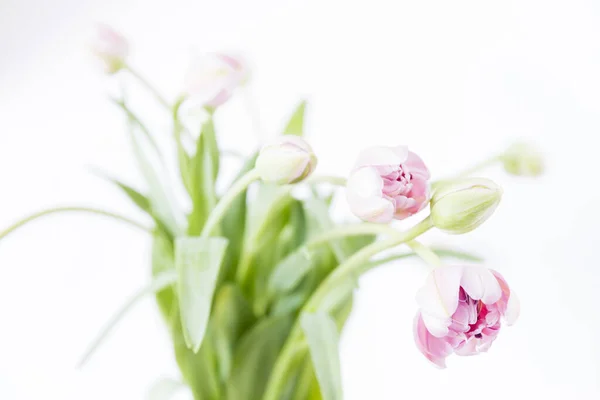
(0, 24, 543, 400)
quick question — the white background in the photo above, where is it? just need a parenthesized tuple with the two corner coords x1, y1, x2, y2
(0, 0, 599, 399)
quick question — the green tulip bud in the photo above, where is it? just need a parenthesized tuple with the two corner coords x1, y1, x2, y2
(431, 178, 502, 234)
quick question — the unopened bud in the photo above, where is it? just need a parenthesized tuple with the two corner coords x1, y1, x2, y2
(255, 135, 317, 184)
(91, 24, 129, 74)
(431, 178, 502, 234)
(502, 142, 543, 177)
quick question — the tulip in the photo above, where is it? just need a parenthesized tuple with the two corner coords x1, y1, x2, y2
(255, 135, 317, 184)
(91, 24, 129, 74)
(502, 142, 544, 177)
(430, 178, 502, 234)
(414, 265, 519, 368)
(346, 146, 430, 223)
(184, 53, 248, 109)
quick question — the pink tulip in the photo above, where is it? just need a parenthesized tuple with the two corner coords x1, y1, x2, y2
(184, 53, 249, 109)
(346, 146, 430, 223)
(414, 265, 519, 368)
(91, 24, 129, 74)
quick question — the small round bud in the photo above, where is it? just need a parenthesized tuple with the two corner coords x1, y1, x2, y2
(431, 178, 502, 234)
(91, 25, 129, 74)
(502, 142, 543, 177)
(255, 135, 317, 184)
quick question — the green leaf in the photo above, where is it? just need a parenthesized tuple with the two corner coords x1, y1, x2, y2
(283, 100, 307, 136)
(175, 236, 228, 353)
(188, 118, 220, 235)
(151, 229, 176, 321)
(92, 170, 152, 213)
(211, 284, 255, 382)
(220, 152, 258, 282)
(300, 312, 343, 400)
(130, 130, 181, 237)
(268, 248, 313, 296)
(226, 315, 294, 400)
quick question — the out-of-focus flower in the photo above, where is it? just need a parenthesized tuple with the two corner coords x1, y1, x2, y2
(91, 24, 129, 74)
(502, 142, 544, 177)
(183, 53, 249, 109)
(414, 265, 519, 368)
(430, 178, 502, 234)
(346, 146, 430, 223)
(255, 135, 317, 184)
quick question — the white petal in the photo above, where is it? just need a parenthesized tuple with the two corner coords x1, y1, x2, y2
(460, 265, 502, 304)
(353, 146, 408, 169)
(416, 265, 463, 335)
(420, 312, 451, 338)
(347, 167, 384, 198)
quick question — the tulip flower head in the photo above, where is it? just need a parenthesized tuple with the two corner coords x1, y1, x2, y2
(255, 135, 317, 184)
(346, 146, 430, 223)
(184, 53, 249, 109)
(91, 24, 129, 74)
(414, 265, 519, 368)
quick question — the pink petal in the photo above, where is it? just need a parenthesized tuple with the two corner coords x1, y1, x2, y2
(416, 265, 464, 337)
(403, 151, 431, 180)
(460, 266, 502, 305)
(413, 313, 452, 368)
(490, 270, 520, 325)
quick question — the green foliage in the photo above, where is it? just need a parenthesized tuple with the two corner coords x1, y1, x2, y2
(176, 236, 228, 353)
(188, 118, 220, 235)
(283, 100, 308, 136)
(70, 98, 488, 400)
(301, 312, 343, 400)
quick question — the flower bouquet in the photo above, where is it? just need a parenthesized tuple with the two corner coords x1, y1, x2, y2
(0, 26, 543, 400)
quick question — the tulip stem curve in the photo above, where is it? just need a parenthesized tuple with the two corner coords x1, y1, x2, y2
(0, 206, 152, 242)
(263, 216, 434, 400)
(305, 175, 347, 187)
(406, 239, 443, 267)
(200, 169, 261, 237)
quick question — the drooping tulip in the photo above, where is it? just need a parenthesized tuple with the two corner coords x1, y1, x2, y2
(414, 265, 519, 368)
(346, 146, 430, 223)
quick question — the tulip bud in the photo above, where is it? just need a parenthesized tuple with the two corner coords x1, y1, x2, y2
(91, 25, 129, 74)
(255, 135, 317, 184)
(502, 142, 543, 177)
(430, 178, 502, 234)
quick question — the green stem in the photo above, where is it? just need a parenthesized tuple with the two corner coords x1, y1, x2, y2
(0, 207, 152, 242)
(432, 155, 502, 188)
(406, 240, 443, 267)
(305, 175, 347, 187)
(263, 216, 434, 400)
(124, 65, 171, 109)
(111, 98, 165, 164)
(305, 223, 400, 250)
(200, 169, 261, 237)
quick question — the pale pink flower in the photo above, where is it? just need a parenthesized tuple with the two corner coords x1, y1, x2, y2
(414, 265, 519, 368)
(346, 146, 430, 223)
(91, 24, 129, 74)
(184, 53, 249, 109)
